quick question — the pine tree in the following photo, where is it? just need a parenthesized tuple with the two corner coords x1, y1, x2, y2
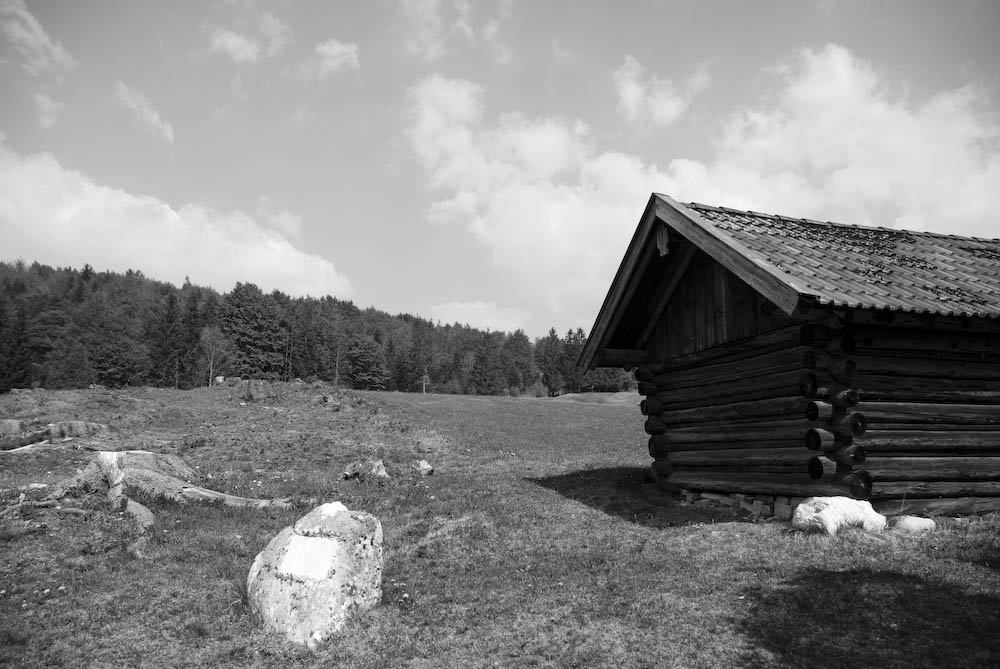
(221, 283, 286, 379)
(536, 328, 564, 396)
(346, 334, 387, 390)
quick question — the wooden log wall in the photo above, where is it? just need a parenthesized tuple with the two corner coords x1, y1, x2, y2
(642, 309, 1000, 515)
(847, 322, 1000, 515)
(638, 323, 871, 501)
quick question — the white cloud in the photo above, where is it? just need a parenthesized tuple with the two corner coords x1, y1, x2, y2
(398, 0, 512, 64)
(259, 12, 291, 57)
(398, 0, 445, 62)
(665, 44, 1000, 237)
(408, 75, 667, 329)
(257, 196, 303, 239)
(430, 301, 529, 332)
(114, 82, 175, 143)
(33, 92, 62, 129)
(406, 46, 1000, 334)
(613, 55, 709, 127)
(0, 0, 77, 77)
(293, 39, 359, 82)
(0, 142, 354, 299)
(210, 27, 260, 63)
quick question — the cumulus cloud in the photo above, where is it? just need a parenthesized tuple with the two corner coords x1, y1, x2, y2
(0, 0, 77, 76)
(294, 38, 360, 81)
(430, 301, 529, 332)
(613, 55, 709, 127)
(210, 27, 260, 63)
(406, 46, 1000, 333)
(114, 82, 175, 143)
(667, 44, 1000, 237)
(0, 142, 354, 299)
(408, 74, 667, 330)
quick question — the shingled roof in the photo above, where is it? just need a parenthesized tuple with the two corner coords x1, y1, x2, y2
(688, 201, 1000, 319)
(580, 194, 1000, 370)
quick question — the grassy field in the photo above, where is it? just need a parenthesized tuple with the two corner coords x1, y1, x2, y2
(1, 383, 999, 668)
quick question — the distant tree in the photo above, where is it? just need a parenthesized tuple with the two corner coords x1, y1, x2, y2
(502, 329, 537, 394)
(198, 326, 235, 386)
(148, 292, 185, 387)
(536, 328, 564, 395)
(221, 283, 286, 379)
(346, 334, 387, 390)
(561, 328, 587, 394)
(469, 331, 506, 395)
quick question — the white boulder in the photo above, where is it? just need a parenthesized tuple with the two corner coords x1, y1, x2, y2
(247, 502, 383, 649)
(791, 496, 887, 535)
(892, 515, 936, 533)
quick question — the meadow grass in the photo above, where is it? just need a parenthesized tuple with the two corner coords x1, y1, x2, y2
(1, 385, 998, 668)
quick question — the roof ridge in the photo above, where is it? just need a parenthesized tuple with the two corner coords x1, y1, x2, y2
(684, 201, 1000, 243)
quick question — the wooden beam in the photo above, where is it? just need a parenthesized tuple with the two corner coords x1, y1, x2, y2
(637, 241, 698, 348)
(653, 194, 807, 316)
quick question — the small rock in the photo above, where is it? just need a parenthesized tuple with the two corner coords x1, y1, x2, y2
(343, 459, 389, 481)
(892, 515, 936, 533)
(413, 459, 434, 476)
(791, 496, 887, 535)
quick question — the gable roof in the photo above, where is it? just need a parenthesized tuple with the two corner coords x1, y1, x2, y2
(580, 193, 1000, 369)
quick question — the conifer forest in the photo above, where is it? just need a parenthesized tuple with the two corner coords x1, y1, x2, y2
(0, 260, 632, 396)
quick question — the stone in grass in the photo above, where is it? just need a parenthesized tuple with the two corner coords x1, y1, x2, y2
(791, 496, 887, 536)
(413, 459, 434, 476)
(891, 515, 936, 533)
(247, 502, 383, 650)
(343, 459, 389, 481)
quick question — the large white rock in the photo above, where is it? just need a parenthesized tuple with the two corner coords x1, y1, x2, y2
(892, 515, 937, 533)
(247, 502, 383, 649)
(791, 496, 887, 535)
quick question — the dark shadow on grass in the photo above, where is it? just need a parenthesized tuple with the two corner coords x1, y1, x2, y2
(528, 466, 745, 528)
(738, 568, 1000, 669)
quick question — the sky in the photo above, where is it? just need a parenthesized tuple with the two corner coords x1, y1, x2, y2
(1, 0, 998, 338)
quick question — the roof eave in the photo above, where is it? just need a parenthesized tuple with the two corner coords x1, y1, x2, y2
(578, 194, 661, 370)
(580, 194, 815, 370)
(654, 195, 806, 315)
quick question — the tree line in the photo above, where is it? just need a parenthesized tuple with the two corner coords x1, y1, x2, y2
(0, 260, 633, 396)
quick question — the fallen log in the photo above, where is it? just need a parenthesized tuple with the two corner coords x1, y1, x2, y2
(55, 450, 293, 556)
(59, 450, 293, 510)
(0, 421, 108, 451)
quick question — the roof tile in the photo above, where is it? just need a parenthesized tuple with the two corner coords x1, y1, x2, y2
(686, 202, 1000, 320)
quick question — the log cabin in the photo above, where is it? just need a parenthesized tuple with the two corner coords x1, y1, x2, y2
(580, 194, 1000, 516)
